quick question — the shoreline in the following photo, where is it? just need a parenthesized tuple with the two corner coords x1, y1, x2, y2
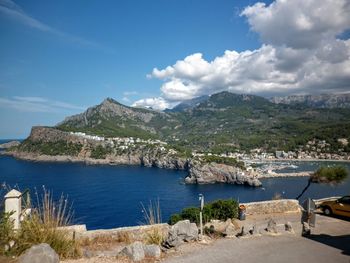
(248, 158, 350, 163)
(2, 151, 349, 181)
(4, 151, 350, 165)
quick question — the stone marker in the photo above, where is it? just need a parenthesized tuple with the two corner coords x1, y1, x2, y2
(18, 243, 59, 263)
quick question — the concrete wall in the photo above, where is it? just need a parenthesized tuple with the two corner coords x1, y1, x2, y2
(242, 199, 301, 215)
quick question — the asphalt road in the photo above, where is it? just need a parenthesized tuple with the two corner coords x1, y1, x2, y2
(163, 213, 350, 263)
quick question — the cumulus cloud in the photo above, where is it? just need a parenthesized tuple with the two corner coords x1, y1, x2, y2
(132, 97, 172, 111)
(0, 96, 86, 112)
(135, 0, 350, 108)
(241, 0, 350, 49)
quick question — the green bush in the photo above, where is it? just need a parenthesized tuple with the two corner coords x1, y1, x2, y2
(209, 199, 239, 220)
(311, 165, 348, 183)
(180, 207, 200, 224)
(168, 199, 239, 225)
(168, 214, 182, 225)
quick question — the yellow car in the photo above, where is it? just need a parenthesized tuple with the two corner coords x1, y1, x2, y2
(320, 196, 350, 217)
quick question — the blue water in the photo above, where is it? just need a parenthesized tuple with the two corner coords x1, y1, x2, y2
(1, 140, 350, 230)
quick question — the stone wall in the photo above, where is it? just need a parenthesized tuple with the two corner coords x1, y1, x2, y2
(73, 223, 170, 241)
(242, 199, 301, 215)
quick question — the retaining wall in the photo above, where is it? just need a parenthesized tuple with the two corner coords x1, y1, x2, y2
(242, 199, 301, 215)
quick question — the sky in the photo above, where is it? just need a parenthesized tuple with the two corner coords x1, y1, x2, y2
(0, 0, 350, 138)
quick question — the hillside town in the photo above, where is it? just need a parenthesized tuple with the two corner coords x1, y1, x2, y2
(68, 131, 350, 162)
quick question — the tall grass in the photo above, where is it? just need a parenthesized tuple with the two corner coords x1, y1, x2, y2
(0, 187, 80, 259)
(141, 199, 165, 245)
(141, 199, 162, 225)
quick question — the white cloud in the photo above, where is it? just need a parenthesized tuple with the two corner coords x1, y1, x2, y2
(0, 96, 86, 113)
(241, 0, 350, 49)
(139, 0, 350, 106)
(132, 97, 172, 111)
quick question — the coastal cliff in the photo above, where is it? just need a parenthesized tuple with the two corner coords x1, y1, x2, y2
(186, 161, 262, 186)
(4, 126, 262, 187)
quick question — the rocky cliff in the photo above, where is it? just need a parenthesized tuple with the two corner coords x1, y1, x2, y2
(6, 127, 261, 187)
(186, 161, 262, 187)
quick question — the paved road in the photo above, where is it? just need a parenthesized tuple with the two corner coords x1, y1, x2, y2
(163, 214, 350, 263)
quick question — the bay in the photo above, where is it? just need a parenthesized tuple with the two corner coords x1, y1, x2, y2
(1, 142, 349, 230)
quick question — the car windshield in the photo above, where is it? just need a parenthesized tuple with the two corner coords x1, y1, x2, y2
(339, 196, 350, 204)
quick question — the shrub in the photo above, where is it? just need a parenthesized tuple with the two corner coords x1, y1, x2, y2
(209, 199, 239, 220)
(180, 207, 200, 224)
(311, 166, 348, 183)
(168, 198, 239, 225)
(168, 214, 182, 225)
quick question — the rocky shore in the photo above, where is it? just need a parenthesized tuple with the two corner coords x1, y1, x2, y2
(186, 161, 262, 187)
(4, 145, 262, 187)
(0, 140, 21, 149)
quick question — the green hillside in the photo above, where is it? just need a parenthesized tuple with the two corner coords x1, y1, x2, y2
(56, 92, 350, 153)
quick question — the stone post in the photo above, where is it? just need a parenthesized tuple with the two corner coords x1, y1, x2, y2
(4, 189, 22, 229)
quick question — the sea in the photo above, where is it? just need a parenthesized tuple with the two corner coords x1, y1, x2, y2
(1, 139, 349, 230)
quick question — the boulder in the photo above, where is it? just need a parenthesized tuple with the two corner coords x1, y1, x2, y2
(144, 244, 161, 258)
(285, 222, 293, 232)
(119, 241, 145, 262)
(238, 226, 251, 237)
(205, 219, 238, 237)
(223, 223, 237, 238)
(249, 224, 259, 235)
(164, 220, 198, 247)
(266, 218, 278, 233)
(18, 243, 59, 263)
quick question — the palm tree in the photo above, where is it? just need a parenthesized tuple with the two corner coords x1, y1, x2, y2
(296, 165, 348, 200)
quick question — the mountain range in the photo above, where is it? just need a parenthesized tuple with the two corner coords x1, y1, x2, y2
(270, 93, 350, 108)
(57, 91, 350, 153)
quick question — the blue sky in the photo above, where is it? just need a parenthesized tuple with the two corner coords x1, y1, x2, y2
(0, 0, 349, 138)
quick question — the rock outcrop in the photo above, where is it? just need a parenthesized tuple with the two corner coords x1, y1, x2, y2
(185, 161, 262, 187)
(0, 140, 21, 149)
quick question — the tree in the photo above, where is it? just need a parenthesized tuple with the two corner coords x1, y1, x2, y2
(296, 165, 348, 200)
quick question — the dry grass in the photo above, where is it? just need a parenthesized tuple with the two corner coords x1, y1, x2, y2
(144, 226, 165, 246)
(78, 231, 132, 251)
(140, 200, 165, 245)
(1, 188, 80, 259)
